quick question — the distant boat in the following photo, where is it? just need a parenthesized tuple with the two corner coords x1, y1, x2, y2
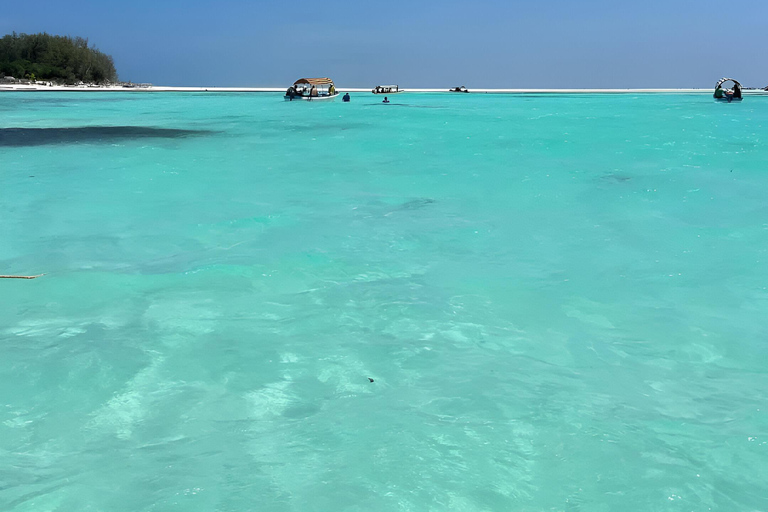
(372, 85, 404, 94)
(713, 78, 742, 102)
(284, 78, 339, 101)
(450, 86, 469, 93)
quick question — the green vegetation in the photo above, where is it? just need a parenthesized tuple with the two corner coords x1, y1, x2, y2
(0, 32, 117, 84)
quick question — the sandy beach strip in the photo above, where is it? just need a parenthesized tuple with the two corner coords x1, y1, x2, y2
(2, 84, 767, 95)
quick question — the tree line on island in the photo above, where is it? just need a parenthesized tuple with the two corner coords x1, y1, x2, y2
(0, 32, 117, 84)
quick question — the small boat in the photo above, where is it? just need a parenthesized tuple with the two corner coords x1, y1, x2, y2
(450, 86, 469, 93)
(284, 78, 339, 101)
(372, 85, 404, 94)
(713, 78, 743, 102)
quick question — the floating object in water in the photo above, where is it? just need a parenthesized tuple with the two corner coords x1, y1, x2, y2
(368, 377, 374, 383)
(0, 274, 45, 279)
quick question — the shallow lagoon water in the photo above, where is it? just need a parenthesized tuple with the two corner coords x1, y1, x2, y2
(1, 92, 767, 511)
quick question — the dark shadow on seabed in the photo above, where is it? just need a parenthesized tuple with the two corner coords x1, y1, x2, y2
(0, 126, 216, 147)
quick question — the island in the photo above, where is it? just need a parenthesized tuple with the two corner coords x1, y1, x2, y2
(0, 32, 117, 85)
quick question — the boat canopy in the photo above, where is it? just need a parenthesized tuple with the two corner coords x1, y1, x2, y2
(714, 77, 742, 100)
(715, 77, 741, 90)
(294, 78, 334, 86)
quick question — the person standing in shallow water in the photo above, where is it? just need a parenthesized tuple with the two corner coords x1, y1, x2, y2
(382, 96, 389, 103)
(342, 92, 350, 102)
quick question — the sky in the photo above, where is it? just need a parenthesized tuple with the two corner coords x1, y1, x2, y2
(2, 0, 767, 88)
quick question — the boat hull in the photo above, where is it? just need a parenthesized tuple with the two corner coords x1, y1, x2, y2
(714, 97, 742, 102)
(284, 93, 339, 102)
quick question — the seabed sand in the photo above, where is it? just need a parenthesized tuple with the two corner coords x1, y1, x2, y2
(2, 83, 768, 94)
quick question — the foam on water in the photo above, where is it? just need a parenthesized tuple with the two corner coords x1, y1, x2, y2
(1, 92, 767, 511)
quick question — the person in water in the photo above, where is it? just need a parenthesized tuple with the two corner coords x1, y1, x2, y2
(342, 92, 350, 102)
(383, 97, 389, 103)
(714, 85, 725, 98)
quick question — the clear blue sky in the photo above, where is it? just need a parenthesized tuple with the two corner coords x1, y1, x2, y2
(3, 0, 767, 88)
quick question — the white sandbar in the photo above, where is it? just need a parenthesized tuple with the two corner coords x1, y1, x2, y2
(2, 84, 767, 95)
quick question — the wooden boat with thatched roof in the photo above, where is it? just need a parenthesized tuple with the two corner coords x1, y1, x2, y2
(713, 78, 743, 102)
(284, 77, 339, 101)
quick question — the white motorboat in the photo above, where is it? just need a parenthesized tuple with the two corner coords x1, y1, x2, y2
(372, 85, 404, 94)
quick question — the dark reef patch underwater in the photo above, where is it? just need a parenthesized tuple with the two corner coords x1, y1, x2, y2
(0, 126, 214, 147)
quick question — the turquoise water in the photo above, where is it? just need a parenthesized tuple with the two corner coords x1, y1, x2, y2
(1, 92, 767, 511)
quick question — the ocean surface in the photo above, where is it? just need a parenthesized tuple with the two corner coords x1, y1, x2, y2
(1, 92, 766, 511)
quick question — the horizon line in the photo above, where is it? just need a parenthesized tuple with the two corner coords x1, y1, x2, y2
(3, 84, 768, 95)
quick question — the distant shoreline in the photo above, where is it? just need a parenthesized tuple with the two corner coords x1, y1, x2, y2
(2, 84, 768, 95)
